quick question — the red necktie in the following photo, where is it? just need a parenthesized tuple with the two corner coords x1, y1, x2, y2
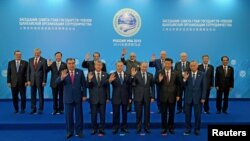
(70, 71, 74, 84)
(166, 71, 169, 84)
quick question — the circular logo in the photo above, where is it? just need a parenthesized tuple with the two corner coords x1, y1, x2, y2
(113, 8, 141, 37)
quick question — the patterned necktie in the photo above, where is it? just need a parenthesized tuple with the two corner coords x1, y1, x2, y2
(192, 73, 196, 86)
(119, 73, 123, 84)
(16, 61, 20, 72)
(166, 71, 169, 84)
(34, 58, 38, 70)
(70, 71, 74, 84)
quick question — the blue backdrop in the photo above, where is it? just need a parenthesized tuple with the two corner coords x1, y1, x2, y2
(0, 0, 249, 99)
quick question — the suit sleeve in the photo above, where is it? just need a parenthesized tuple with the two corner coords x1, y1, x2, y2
(215, 67, 219, 87)
(150, 75, 155, 99)
(42, 59, 47, 83)
(81, 71, 87, 97)
(230, 67, 234, 88)
(82, 60, 89, 69)
(121, 57, 127, 66)
(175, 74, 181, 97)
(210, 66, 214, 87)
(27, 60, 31, 82)
(149, 60, 156, 67)
(7, 62, 11, 83)
(202, 73, 207, 100)
(102, 63, 107, 72)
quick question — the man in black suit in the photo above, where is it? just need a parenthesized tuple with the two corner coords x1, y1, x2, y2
(7, 50, 28, 114)
(198, 55, 214, 114)
(182, 61, 207, 136)
(87, 61, 110, 136)
(131, 62, 155, 134)
(155, 58, 180, 135)
(109, 61, 132, 134)
(56, 58, 87, 139)
(82, 52, 107, 72)
(27, 48, 47, 114)
(149, 51, 167, 113)
(121, 48, 140, 112)
(174, 52, 190, 114)
(47, 52, 67, 115)
(215, 56, 234, 114)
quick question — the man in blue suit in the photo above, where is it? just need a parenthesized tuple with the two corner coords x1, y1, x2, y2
(182, 61, 207, 136)
(56, 58, 87, 139)
(149, 51, 167, 113)
(109, 61, 132, 134)
(87, 61, 110, 136)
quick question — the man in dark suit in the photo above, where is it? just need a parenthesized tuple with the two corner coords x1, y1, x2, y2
(47, 52, 67, 115)
(182, 61, 207, 136)
(56, 58, 87, 139)
(155, 58, 180, 135)
(198, 55, 214, 114)
(109, 61, 132, 134)
(7, 50, 28, 114)
(174, 52, 190, 114)
(27, 48, 47, 114)
(149, 51, 167, 113)
(82, 52, 107, 72)
(131, 62, 155, 134)
(87, 61, 110, 136)
(121, 48, 140, 112)
(215, 56, 234, 114)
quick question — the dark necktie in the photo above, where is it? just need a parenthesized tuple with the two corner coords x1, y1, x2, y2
(166, 71, 169, 84)
(34, 58, 38, 70)
(182, 62, 185, 72)
(16, 61, 20, 72)
(70, 71, 74, 84)
(97, 72, 101, 85)
(119, 73, 123, 84)
(223, 66, 227, 77)
(192, 73, 196, 86)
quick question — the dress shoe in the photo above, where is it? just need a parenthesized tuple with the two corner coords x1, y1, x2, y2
(66, 133, 73, 139)
(223, 111, 228, 114)
(121, 128, 129, 133)
(183, 130, 191, 136)
(58, 110, 64, 114)
(145, 129, 151, 134)
(52, 110, 57, 115)
(112, 129, 118, 134)
(20, 110, 25, 114)
(194, 130, 200, 136)
(216, 111, 221, 114)
(161, 129, 167, 134)
(75, 133, 84, 138)
(30, 110, 36, 115)
(169, 129, 175, 134)
(99, 129, 105, 135)
(136, 128, 141, 134)
(91, 130, 97, 135)
(204, 111, 210, 114)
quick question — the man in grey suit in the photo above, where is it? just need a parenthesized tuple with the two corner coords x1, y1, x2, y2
(131, 62, 155, 134)
(174, 52, 190, 114)
(56, 58, 87, 139)
(87, 61, 110, 136)
(27, 48, 47, 114)
(7, 50, 28, 114)
(182, 61, 207, 136)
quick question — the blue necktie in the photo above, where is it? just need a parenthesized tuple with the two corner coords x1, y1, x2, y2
(119, 73, 123, 84)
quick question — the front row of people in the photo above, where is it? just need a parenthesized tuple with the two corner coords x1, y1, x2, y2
(7, 49, 234, 139)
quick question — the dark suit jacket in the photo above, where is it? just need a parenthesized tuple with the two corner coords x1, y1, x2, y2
(174, 61, 191, 73)
(27, 57, 47, 87)
(7, 60, 28, 87)
(56, 69, 86, 103)
(215, 65, 234, 89)
(82, 60, 107, 72)
(110, 72, 132, 105)
(183, 71, 207, 104)
(149, 59, 163, 76)
(198, 64, 214, 88)
(155, 70, 181, 103)
(87, 71, 110, 104)
(132, 72, 155, 104)
(47, 61, 67, 88)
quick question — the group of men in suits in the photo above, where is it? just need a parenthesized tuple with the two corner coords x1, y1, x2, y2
(7, 48, 234, 138)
